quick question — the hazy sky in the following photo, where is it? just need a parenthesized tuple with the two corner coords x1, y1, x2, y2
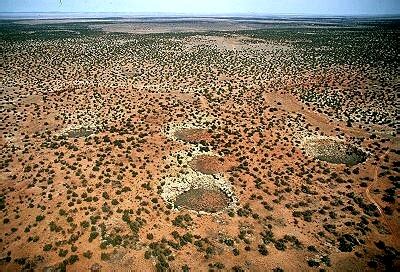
(1, 0, 400, 15)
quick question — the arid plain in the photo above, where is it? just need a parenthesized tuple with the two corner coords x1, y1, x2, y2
(0, 17, 399, 271)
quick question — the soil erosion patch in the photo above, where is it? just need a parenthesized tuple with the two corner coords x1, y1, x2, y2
(160, 171, 237, 214)
(174, 128, 210, 143)
(175, 188, 230, 213)
(303, 137, 367, 166)
(189, 155, 224, 174)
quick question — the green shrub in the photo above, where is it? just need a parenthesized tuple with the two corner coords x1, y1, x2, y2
(68, 254, 79, 264)
(83, 250, 93, 259)
(36, 215, 45, 222)
(258, 244, 268, 255)
(58, 249, 68, 257)
(89, 231, 99, 242)
(43, 244, 52, 251)
(101, 252, 110, 261)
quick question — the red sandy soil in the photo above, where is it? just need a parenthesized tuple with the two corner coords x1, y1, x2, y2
(189, 154, 237, 174)
(1, 24, 398, 272)
(174, 188, 231, 213)
(174, 128, 213, 143)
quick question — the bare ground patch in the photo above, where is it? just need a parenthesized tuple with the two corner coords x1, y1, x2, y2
(189, 154, 236, 174)
(302, 136, 367, 166)
(174, 128, 211, 143)
(175, 188, 231, 213)
(160, 170, 237, 214)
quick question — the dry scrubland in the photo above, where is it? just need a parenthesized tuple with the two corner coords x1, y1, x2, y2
(0, 18, 399, 271)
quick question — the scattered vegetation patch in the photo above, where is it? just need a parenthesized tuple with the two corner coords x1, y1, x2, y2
(59, 124, 98, 139)
(66, 127, 95, 138)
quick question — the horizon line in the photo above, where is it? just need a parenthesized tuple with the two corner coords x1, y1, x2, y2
(1, 11, 400, 17)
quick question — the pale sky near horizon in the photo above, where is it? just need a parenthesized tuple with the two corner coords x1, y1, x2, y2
(1, 0, 399, 15)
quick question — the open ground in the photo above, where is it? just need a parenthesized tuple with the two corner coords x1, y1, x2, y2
(0, 17, 399, 271)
